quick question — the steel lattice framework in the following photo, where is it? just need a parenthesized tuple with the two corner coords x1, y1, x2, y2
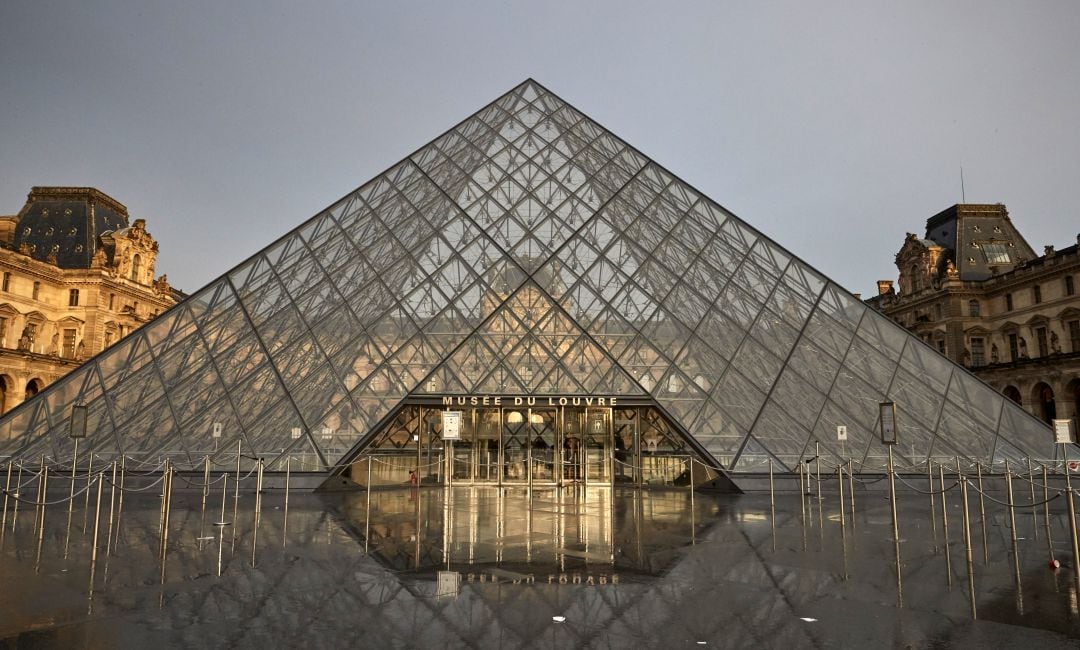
(0, 80, 1054, 474)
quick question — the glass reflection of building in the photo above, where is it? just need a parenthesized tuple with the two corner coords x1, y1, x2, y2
(0, 80, 1054, 482)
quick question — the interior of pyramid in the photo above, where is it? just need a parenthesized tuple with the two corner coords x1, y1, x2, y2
(0, 79, 1055, 476)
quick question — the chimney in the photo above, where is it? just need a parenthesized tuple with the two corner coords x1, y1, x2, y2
(877, 280, 894, 296)
(1044, 245, 1055, 257)
(853, 293, 862, 301)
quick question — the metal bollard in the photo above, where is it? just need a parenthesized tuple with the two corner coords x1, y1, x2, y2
(960, 474, 976, 619)
(847, 459, 856, 525)
(1064, 446, 1080, 587)
(837, 463, 846, 530)
(283, 456, 291, 547)
(1, 461, 11, 544)
(888, 446, 903, 607)
(976, 463, 988, 564)
(106, 461, 117, 557)
(1043, 465, 1056, 568)
(940, 465, 953, 585)
(928, 459, 937, 536)
(1005, 460, 1023, 592)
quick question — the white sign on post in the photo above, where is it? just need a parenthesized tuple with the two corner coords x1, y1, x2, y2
(442, 410, 462, 440)
(879, 402, 897, 445)
(1053, 419, 1076, 445)
(836, 425, 848, 442)
(212, 422, 222, 438)
(291, 427, 302, 440)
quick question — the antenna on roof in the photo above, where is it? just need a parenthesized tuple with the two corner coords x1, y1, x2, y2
(960, 166, 966, 203)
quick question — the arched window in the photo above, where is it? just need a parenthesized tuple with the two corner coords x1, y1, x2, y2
(968, 300, 980, 317)
(131, 254, 142, 282)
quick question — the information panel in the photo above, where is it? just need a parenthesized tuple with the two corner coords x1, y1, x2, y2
(441, 410, 463, 440)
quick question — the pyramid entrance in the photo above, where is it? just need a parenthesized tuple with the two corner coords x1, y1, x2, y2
(341, 397, 728, 489)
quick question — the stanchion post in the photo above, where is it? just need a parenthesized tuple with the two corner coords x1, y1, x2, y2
(837, 462, 846, 529)
(1005, 459, 1023, 592)
(1043, 465, 1056, 568)
(976, 463, 988, 564)
(1, 461, 11, 540)
(940, 465, 953, 584)
(928, 458, 937, 535)
(847, 459, 855, 523)
(106, 461, 117, 557)
(1063, 445, 1080, 587)
(960, 471, 976, 619)
(888, 445, 902, 606)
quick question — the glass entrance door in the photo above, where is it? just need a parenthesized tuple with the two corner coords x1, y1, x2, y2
(561, 407, 612, 484)
(528, 408, 557, 484)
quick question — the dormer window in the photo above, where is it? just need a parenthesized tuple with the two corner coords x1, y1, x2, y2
(131, 254, 142, 282)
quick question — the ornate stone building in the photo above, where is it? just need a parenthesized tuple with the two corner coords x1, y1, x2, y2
(868, 203, 1080, 428)
(0, 187, 179, 414)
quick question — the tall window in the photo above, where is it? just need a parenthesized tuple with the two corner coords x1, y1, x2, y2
(68, 288, 79, 306)
(1005, 293, 1013, 311)
(1067, 275, 1076, 297)
(62, 329, 76, 359)
(1036, 326, 1048, 357)
(131, 254, 142, 282)
(32, 281, 40, 301)
(970, 338, 986, 367)
(1070, 320, 1080, 353)
(108, 293, 115, 310)
(968, 299, 980, 317)
(1, 272, 9, 292)
(1008, 333, 1019, 361)
(0, 316, 7, 348)
(1033, 285, 1042, 304)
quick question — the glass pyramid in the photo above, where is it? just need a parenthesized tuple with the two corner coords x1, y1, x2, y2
(0, 80, 1054, 475)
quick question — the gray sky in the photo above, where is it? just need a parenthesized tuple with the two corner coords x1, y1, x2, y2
(2, 1, 1078, 298)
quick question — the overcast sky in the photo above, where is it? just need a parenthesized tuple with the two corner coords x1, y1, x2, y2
(2, 1, 1077, 298)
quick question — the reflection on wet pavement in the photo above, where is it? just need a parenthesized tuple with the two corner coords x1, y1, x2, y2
(2, 482, 1080, 648)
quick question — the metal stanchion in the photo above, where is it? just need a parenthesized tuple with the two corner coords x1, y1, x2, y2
(769, 459, 776, 552)
(34, 456, 45, 535)
(888, 445, 903, 607)
(928, 459, 937, 536)
(113, 457, 125, 549)
(847, 459, 856, 526)
(88, 473, 103, 599)
(837, 463, 846, 530)
(960, 472, 976, 619)
(939, 465, 953, 585)
(1005, 460, 1023, 596)
(365, 456, 372, 554)
(815, 442, 822, 503)
(82, 453, 94, 533)
(283, 456, 291, 547)
(37, 463, 50, 542)
(1027, 458, 1038, 540)
(0, 461, 10, 544)
(11, 463, 22, 532)
(977, 464, 988, 564)
(1063, 446, 1080, 587)
(106, 461, 117, 557)
(1043, 465, 1057, 568)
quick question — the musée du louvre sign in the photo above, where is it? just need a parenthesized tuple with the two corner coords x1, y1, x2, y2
(439, 395, 621, 407)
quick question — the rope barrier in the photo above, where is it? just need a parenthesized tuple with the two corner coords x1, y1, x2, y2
(894, 473, 960, 495)
(102, 473, 166, 493)
(1, 475, 99, 506)
(965, 479, 1064, 509)
(173, 473, 228, 488)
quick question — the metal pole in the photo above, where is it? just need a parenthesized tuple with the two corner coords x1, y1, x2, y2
(960, 471, 976, 619)
(769, 459, 777, 552)
(837, 463, 846, 530)
(888, 445, 902, 607)
(928, 458, 937, 536)
(1006, 460, 1023, 593)
(815, 442, 822, 503)
(106, 461, 117, 557)
(847, 459, 856, 525)
(11, 463, 22, 532)
(1, 461, 10, 543)
(283, 456, 291, 547)
(37, 464, 49, 542)
(82, 453, 94, 533)
(34, 455, 45, 534)
(365, 455, 372, 554)
(940, 465, 953, 585)
(1043, 465, 1056, 568)
(1063, 446, 1080, 587)
(68, 438, 79, 521)
(113, 457, 125, 549)
(977, 463, 988, 564)
(88, 472, 103, 597)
